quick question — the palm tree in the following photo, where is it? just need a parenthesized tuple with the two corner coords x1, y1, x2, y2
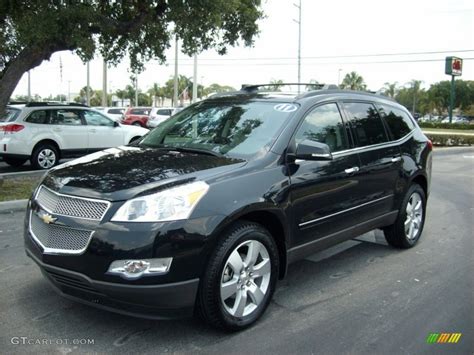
(115, 89, 127, 106)
(306, 79, 320, 91)
(409, 79, 423, 115)
(383, 82, 398, 98)
(265, 79, 284, 91)
(147, 83, 160, 107)
(340, 71, 366, 91)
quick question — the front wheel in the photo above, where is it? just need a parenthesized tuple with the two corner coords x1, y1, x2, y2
(384, 183, 426, 248)
(31, 144, 59, 170)
(197, 221, 279, 331)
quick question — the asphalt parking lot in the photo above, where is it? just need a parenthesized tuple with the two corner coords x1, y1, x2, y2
(0, 147, 473, 354)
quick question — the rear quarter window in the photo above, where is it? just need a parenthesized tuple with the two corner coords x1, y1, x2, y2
(377, 105, 415, 140)
(1, 108, 20, 122)
(25, 110, 49, 124)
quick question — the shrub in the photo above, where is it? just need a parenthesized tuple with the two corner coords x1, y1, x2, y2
(425, 133, 474, 146)
(418, 122, 473, 130)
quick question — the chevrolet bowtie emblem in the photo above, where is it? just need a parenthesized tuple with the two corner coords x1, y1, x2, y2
(40, 213, 57, 225)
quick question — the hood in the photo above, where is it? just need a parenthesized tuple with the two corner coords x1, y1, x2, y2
(42, 146, 246, 201)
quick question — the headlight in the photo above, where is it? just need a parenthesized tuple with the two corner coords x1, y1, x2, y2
(111, 181, 209, 222)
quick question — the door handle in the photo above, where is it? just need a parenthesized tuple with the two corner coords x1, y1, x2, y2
(345, 166, 359, 174)
(391, 156, 402, 163)
(52, 127, 61, 132)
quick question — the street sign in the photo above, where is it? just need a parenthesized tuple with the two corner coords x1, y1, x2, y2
(445, 57, 463, 76)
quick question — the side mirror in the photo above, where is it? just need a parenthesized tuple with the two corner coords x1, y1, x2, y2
(113, 121, 120, 127)
(294, 139, 333, 161)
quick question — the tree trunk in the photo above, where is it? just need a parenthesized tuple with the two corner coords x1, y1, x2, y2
(0, 47, 57, 114)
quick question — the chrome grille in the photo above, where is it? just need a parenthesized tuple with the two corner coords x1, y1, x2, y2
(36, 185, 110, 220)
(29, 212, 93, 254)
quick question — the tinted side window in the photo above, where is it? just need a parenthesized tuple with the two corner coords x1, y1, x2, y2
(294, 103, 348, 152)
(378, 105, 415, 140)
(343, 102, 387, 147)
(50, 110, 83, 125)
(157, 109, 171, 115)
(25, 110, 49, 124)
(131, 109, 150, 115)
(108, 108, 124, 115)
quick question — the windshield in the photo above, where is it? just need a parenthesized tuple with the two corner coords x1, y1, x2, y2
(0, 107, 20, 122)
(140, 101, 297, 158)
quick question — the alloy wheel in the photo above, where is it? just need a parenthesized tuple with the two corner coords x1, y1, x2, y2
(405, 192, 423, 240)
(38, 149, 56, 169)
(220, 240, 271, 317)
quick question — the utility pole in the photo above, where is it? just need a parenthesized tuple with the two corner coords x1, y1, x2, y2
(293, 0, 302, 93)
(135, 75, 138, 106)
(102, 60, 107, 107)
(86, 62, 90, 106)
(192, 54, 198, 103)
(337, 69, 342, 87)
(173, 35, 179, 107)
(67, 80, 71, 102)
(27, 71, 31, 102)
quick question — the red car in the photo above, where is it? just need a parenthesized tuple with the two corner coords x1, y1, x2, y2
(121, 107, 151, 127)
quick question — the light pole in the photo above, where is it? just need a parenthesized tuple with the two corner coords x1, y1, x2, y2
(173, 35, 179, 107)
(27, 71, 31, 102)
(337, 69, 342, 87)
(192, 54, 198, 103)
(293, 0, 302, 92)
(67, 80, 71, 102)
(86, 62, 90, 106)
(102, 59, 107, 107)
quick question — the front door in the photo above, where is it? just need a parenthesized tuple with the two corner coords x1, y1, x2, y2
(288, 102, 366, 248)
(83, 110, 124, 150)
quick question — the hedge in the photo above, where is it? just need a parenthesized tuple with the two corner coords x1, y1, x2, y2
(418, 122, 473, 130)
(425, 133, 474, 146)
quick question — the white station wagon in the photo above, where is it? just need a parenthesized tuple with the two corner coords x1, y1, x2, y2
(0, 103, 148, 169)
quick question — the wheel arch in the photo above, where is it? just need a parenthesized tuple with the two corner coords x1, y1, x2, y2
(32, 139, 61, 159)
(211, 207, 289, 280)
(410, 173, 428, 198)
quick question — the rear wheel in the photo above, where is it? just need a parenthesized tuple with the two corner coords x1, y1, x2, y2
(31, 144, 59, 170)
(197, 221, 279, 331)
(384, 183, 426, 248)
(3, 157, 27, 167)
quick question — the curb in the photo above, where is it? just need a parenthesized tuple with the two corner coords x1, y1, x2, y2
(0, 199, 28, 213)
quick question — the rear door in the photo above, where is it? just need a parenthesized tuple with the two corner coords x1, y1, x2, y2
(83, 110, 124, 150)
(50, 109, 88, 154)
(288, 102, 365, 246)
(341, 102, 401, 219)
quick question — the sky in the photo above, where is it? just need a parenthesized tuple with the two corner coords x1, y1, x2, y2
(12, 0, 474, 99)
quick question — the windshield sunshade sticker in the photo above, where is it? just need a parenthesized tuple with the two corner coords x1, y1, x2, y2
(273, 104, 298, 113)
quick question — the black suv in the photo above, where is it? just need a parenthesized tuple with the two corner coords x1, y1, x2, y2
(24, 85, 432, 330)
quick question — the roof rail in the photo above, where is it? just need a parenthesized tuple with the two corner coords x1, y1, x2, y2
(241, 83, 339, 92)
(25, 102, 89, 107)
(8, 101, 29, 105)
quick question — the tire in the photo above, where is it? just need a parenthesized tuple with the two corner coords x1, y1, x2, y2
(3, 157, 27, 167)
(31, 143, 59, 170)
(197, 221, 279, 331)
(384, 183, 426, 248)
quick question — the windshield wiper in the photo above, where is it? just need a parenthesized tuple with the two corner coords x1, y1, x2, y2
(164, 146, 224, 158)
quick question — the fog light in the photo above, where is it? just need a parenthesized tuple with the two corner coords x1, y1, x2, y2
(107, 258, 172, 280)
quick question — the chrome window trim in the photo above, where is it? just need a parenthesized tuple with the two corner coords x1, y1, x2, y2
(299, 194, 394, 228)
(332, 130, 414, 157)
(35, 185, 111, 221)
(28, 211, 94, 255)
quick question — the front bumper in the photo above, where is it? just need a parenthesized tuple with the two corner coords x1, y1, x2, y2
(26, 249, 199, 319)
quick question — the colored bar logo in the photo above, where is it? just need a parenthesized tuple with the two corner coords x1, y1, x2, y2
(426, 333, 462, 344)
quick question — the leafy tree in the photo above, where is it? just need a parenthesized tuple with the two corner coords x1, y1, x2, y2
(263, 79, 284, 91)
(0, 1, 264, 113)
(114, 89, 127, 106)
(340, 72, 366, 90)
(204, 83, 236, 96)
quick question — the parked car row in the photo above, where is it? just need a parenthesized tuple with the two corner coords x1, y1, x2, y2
(121, 106, 183, 128)
(419, 114, 473, 124)
(0, 103, 148, 169)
